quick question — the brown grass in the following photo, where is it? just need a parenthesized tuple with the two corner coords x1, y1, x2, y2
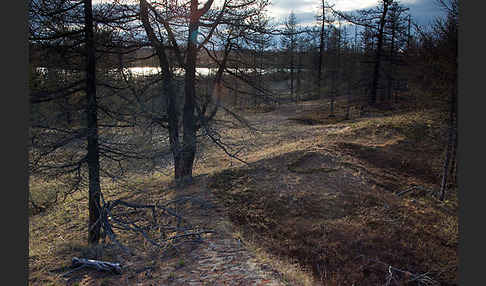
(207, 100, 457, 285)
(209, 157, 458, 285)
(29, 95, 458, 285)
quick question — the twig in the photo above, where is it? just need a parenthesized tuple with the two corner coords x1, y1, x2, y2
(97, 198, 214, 254)
(396, 185, 434, 197)
(61, 264, 86, 277)
(357, 255, 440, 286)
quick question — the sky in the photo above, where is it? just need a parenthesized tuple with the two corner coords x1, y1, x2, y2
(267, 0, 448, 27)
(93, 0, 448, 28)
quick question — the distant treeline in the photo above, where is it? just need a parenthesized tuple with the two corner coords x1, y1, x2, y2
(30, 43, 318, 70)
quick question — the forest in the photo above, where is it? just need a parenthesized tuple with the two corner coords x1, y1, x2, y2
(28, 0, 458, 285)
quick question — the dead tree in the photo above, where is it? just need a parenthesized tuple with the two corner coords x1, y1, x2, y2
(29, 0, 104, 244)
(330, 0, 400, 107)
(383, 2, 409, 103)
(29, 0, 161, 244)
(139, 0, 269, 185)
(83, 0, 103, 244)
(281, 11, 299, 101)
(413, 0, 458, 200)
(317, 0, 327, 99)
(369, 0, 392, 106)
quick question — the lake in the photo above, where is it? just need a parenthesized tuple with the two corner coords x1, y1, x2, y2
(35, 66, 292, 78)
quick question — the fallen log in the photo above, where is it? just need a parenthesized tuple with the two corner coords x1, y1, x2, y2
(70, 257, 122, 274)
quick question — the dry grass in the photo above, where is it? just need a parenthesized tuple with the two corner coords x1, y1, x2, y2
(207, 99, 457, 285)
(208, 156, 458, 285)
(28, 174, 177, 286)
(29, 95, 458, 285)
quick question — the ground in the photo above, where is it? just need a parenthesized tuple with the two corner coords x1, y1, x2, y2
(29, 96, 458, 285)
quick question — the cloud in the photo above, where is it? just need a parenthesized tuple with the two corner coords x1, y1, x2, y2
(331, 0, 379, 11)
(272, 0, 318, 11)
(295, 11, 321, 25)
(269, 0, 448, 28)
(93, 0, 447, 29)
(405, 0, 448, 26)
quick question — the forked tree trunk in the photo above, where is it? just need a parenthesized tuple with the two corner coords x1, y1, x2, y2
(84, 0, 102, 245)
(140, 0, 185, 184)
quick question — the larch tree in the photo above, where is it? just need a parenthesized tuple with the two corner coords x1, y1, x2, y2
(383, 1, 409, 102)
(317, 0, 327, 99)
(434, 0, 458, 201)
(138, 0, 270, 185)
(281, 11, 298, 101)
(29, 0, 103, 244)
(29, 0, 160, 244)
(330, 0, 397, 106)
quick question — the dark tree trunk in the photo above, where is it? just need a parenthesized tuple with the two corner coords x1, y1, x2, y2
(179, 16, 199, 185)
(407, 14, 411, 50)
(345, 87, 351, 120)
(297, 54, 301, 102)
(387, 24, 396, 102)
(317, 1, 325, 98)
(165, 77, 182, 180)
(84, 0, 102, 245)
(329, 72, 335, 117)
(156, 53, 181, 182)
(439, 79, 457, 201)
(370, 0, 390, 106)
(439, 120, 453, 201)
(448, 125, 458, 187)
(63, 94, 72, 125)
(234, 69, 239, 108)
(253, 52, 258, 107)
(140, 0, 183, 182)
(290, 52, 294, 98)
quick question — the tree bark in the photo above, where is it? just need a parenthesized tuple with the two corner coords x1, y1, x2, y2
(387, 21, 396, 102)
(439, 78, 457, 201)
(449, 124, 458, 186)
(370, 0, 390, 106)
(84, 0, 102, 245)
(140, 0, 183, 182)
(179, 4, 199, 184)
(290, 51, 294, 98)
(318, 0, 325, 99)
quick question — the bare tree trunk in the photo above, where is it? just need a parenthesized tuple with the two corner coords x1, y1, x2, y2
(345, 87, 351, 120)
(84, 0, 102, 245)
(439, 80, 457, 201)
(290, 52, 294, 99)
(370, 0, 390, 106)
(165, 78, 182, 180)
(253, 52, 258, 108)
(140, 0, 182, 182)
(179, 8, 199, 185)
(234, 72, 238, 107)
(439, 122, 453, 201)
(407, 14, 411, 50)
(329, 72, 335, 117)
(297, 53, 301, 102)
(387, 24, 396, 102)
(317, 0, 325, 98)
(448, 126, 458, 186)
